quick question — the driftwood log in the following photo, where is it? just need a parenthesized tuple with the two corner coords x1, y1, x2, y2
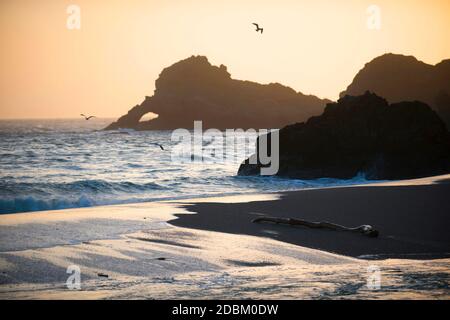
(252, 216, 379, 237)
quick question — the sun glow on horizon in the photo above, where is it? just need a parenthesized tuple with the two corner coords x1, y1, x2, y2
(0, 0, 449, 119)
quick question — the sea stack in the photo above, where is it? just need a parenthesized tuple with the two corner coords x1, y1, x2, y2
(105, 56, 330, 130)
(238, 92, 450, 180)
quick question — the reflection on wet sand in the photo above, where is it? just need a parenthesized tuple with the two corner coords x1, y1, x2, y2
(0, 177, 449, 299)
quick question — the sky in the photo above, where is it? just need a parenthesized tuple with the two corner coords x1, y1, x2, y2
(0, 0, 449, 119)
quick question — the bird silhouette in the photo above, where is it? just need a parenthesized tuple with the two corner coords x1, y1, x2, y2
(80, 114, 96, 120)
(151, 143, 165, 150)
(252, 23, 263, 34)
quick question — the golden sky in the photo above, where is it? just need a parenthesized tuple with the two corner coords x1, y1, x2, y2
(0, 0, 449, 119)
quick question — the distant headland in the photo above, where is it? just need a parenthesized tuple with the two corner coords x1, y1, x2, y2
(341, 53, 450, 128)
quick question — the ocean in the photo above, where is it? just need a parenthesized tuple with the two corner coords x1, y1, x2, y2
(0, 119, 369, 214)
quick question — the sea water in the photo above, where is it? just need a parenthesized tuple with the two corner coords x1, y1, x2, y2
(0, 119, 369, 214)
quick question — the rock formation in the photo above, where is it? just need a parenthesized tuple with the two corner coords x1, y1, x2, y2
(105, 56, 330, 130)
(238, 92, 450, 180)
(340, 53, 450, 128)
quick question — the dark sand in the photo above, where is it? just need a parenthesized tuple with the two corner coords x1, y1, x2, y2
(170, 183, 450, 259)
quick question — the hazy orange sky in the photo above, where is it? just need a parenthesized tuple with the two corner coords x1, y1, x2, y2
(1, 0, 449, 119)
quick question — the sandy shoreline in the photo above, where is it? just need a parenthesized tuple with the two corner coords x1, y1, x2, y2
(0, 175, 449, 299)
(173, 180, 450, 259)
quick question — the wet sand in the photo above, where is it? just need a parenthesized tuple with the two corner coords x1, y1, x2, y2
(172, 182, 450, 259)
(0, 175, 449, 299)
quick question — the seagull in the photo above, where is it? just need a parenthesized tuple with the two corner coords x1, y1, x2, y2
(151, 143, 165, 150)
(80, 114, 96, 120)
(252, 23, 263, 34)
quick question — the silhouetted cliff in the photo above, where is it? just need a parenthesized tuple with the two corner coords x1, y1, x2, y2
(105, 56, 330, 130)
(340, 53, 450, 127)
(238, 92, 450, 180)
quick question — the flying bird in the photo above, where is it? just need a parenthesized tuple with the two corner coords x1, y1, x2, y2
(151, 143, 165, 150)
(80, 114, 96, 120)
(252, 23, 263, 34)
